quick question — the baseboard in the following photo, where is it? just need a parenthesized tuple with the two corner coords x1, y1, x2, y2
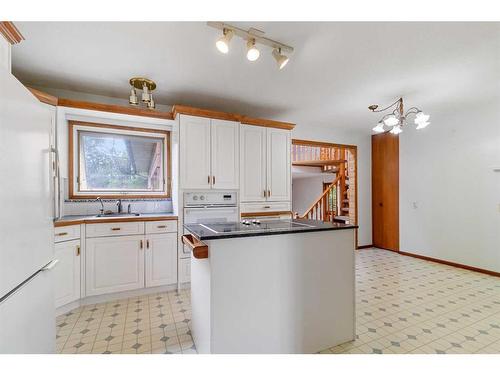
(399, 251, 500, 277)
(56, 283, 191, 316)
(356, 244, 374, 249)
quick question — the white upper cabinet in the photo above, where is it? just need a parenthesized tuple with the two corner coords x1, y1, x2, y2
(240, 125, 267, 202)
(180, 115, 239, 190)
(180, 115, 211, 189)
(211, 119, 239, 189)
(240, 125, 291, 202)
(266, 128, 291, 202)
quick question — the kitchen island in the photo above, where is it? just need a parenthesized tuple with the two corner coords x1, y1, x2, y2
(183, 219, 357, 354)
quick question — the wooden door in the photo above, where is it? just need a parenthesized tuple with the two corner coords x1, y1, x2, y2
(85, 235, 144, 296)
(179, 114, 211, 189)
(266, 128, 291, 202)
(145, 233, 177, 288)
(211, 119, 240, 189)
(240, 125, 267, 202)
(372, 133, 399, 251)
(54, 239, 80, 308)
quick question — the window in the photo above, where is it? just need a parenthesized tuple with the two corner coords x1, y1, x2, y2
(69, 121, 171, 198)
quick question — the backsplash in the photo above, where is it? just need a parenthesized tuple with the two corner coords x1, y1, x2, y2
(60, 178, 174, 216)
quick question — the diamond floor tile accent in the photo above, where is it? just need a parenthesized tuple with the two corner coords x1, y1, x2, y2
(56, 248, 500, 354)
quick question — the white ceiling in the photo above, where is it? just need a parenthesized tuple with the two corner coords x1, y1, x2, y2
(12, 22, 499, 132)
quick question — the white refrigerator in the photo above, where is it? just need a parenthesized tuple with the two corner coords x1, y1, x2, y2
(0, 67, 57, 353)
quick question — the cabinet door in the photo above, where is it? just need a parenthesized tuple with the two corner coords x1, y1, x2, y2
(266, 128, 291, 201)
(240, 125, 267, 202)
(178, 258, 191, 284)
(85, 235, 144, 296)
(211, 119, 239, 189)
(180, 115, 211, 189)
(145, 233, 177, 288)
(54, 239, 80, 308)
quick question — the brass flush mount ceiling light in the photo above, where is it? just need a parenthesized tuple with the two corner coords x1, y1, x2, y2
(208, 22, 293, 70)
(129, 77, 156, 109)
(369, 97, 430, 134)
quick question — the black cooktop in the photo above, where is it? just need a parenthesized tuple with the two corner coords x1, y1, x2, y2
(184, 219, 357, 241)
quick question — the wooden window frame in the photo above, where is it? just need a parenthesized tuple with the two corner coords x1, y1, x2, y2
(68, 120, 171, 199)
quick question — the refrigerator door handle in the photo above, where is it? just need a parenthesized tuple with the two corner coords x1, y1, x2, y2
(50, 147, 61, 220)
(41, 259, 59, 271)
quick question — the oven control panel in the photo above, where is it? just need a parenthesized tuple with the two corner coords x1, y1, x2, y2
(184, 191, 237, 206)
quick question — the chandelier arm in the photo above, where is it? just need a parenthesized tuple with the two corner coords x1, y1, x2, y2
(404, 107, 421, 117)
(370, 98, 402, 113)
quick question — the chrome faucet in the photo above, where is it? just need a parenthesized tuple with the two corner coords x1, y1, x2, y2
(116, 199, 123, 213)
(96, 197, 104, 214)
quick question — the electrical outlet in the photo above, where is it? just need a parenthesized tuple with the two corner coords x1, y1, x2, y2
(412, 202, 418, 209)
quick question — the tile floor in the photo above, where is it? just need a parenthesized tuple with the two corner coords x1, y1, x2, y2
(56, 248, 500, 354)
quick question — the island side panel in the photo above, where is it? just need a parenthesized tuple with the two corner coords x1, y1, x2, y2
(207, 229, 356, 353)
(190, 255, 212, 354)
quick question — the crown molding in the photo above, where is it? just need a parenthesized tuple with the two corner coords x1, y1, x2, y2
(0, 22, 24, 44)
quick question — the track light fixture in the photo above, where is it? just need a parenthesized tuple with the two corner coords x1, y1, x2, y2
(272, 48, 289, 70)
(208, 22, 293, 70)
(246, 39, 260, 61)
(216, 28, 233, 54)
(369, 97, 430, 134)
(128, 77, 157, 109)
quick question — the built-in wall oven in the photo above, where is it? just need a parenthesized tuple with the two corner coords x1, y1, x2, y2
(181, 191, 238, 260)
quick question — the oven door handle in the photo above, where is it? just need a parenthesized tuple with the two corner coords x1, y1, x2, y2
(182, 234, 208, 259)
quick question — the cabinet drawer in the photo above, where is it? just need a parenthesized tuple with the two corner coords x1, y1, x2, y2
(240, 202, 291, 215)
(145, 220, 177, 234)
(54, 225, 80, 243)
(86, 222, 144, 238)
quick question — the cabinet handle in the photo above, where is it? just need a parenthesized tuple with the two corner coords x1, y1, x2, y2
(76, 245, 80, 256)
(111, 227, 121, 231)
(157, 225, 167, 229)
(264, 190, 267, 198)
(140, 240, 143, 249)
(55, 232, 68, 236)
(268, 189, 271, 197)
(208, 175, 211, 184)
(146, 239, 150, 249)
(213, 176, 215, 185)
(263, 206, 271, 209)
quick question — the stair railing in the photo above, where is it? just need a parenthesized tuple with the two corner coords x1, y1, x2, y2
(299, 175, 341, 221)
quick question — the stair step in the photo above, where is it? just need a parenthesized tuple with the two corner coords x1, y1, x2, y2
(342, 199, 349, 203)
(341, 208, 350, 212)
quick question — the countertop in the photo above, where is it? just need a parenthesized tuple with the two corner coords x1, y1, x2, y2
(54, 212, 177, 227)
(184, 219, 357, 241)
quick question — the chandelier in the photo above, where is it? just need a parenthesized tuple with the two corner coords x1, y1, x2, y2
(369, 97, 430, 134)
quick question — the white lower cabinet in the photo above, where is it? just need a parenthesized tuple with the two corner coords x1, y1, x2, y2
(178, 258, 191, 284)
(145, 233, 178, 288)
(85, 235, 145, 296)
(54, 239, 81, 308)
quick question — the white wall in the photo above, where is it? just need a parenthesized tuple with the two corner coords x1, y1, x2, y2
(292, 175, 330, 215)
(400, 98, 500, 272)
(0, 35, 11, 72)
(292, 126, 372, 247)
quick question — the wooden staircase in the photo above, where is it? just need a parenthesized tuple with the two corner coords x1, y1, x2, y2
(292, 142, 352, 223)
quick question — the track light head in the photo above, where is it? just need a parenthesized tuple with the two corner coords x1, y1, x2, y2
(272, 48, 289, 69)
(129, 88, 138, 106)
(216, 28, 233, 54)
(246, 39, 260, 61)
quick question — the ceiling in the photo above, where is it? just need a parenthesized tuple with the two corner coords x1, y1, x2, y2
(12, 22, 499, 133)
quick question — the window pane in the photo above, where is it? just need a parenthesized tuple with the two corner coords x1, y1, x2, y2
(79, 130, 164, 192)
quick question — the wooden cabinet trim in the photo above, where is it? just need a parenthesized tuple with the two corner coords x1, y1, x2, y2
(27, 87, 58, 106)
(0, 22, 24, 44)
(173, 104, 295, 130)
(58, 98, 174, 120)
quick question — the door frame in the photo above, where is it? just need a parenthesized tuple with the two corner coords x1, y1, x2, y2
(291, 139, 359, 249)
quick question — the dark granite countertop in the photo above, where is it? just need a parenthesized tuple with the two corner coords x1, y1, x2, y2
(184, 219, 357, 241)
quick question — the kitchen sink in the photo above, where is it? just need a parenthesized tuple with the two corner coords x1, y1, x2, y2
(94, 213, 141, 218)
